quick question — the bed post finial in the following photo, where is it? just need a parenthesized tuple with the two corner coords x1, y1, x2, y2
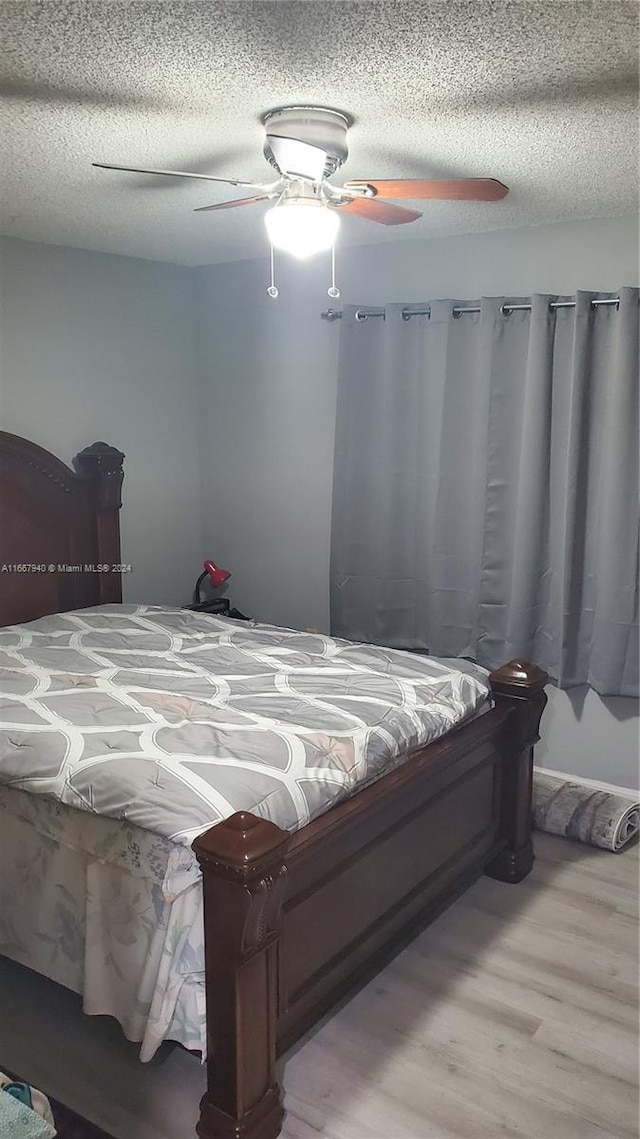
(74, 442, 125, 510)
(485, 659, 548, 883)
(193, 812, 289, 1139)
(74, 443, 125, 603)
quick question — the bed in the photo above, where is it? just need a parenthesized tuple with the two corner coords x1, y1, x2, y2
(0, 431, 548, 1139)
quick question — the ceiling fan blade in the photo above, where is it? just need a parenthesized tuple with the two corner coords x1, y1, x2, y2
(92, 163, 260, 188)
(194, 194, 273, 213)
(332, 197, 421, 226)
(344, 178, 508, 201)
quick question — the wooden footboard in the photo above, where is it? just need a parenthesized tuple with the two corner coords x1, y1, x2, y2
(193, 659, 547, 1139)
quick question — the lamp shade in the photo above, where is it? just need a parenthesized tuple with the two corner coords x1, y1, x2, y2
(265, 199, 340, 259)
(204, 560, 231, 586)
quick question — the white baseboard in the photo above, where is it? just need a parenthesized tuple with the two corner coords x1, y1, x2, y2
(534, 765, 639, 800)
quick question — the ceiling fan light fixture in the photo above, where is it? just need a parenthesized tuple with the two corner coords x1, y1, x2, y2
(266, 135, 328, 181)
(264, 199, 340, 259)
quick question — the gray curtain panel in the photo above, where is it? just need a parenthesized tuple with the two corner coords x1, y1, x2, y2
(330, 290, 639, 697)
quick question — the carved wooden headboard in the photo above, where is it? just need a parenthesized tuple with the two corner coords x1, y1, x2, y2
(0, 432, 125, 627)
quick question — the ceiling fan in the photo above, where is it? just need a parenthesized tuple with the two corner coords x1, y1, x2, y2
(93, 105, 508, 255)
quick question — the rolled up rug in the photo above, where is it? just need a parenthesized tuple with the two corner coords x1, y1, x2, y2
(533, 770, 639, 852)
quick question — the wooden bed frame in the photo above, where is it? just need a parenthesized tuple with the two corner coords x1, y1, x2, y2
(0, 432, 548, 1139)
(0, 431, 124, 626)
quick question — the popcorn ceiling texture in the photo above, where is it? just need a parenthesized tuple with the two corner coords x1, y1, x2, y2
(0, 0, 638, 266)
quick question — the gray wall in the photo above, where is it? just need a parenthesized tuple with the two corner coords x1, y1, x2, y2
(194, 259, 339, 632)
(0, 236, 202, 605)
(195, 214, 639, 788)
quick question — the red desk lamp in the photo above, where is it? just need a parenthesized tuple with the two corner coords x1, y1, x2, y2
(193, 560, 231, 607)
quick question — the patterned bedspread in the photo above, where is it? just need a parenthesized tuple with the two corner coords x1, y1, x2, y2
(0, 605, 490, 844)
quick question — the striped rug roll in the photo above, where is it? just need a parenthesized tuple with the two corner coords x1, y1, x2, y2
(533, 771, 639, 852)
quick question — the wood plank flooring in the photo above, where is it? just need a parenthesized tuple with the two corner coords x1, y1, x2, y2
(0, 833, 637, 1139)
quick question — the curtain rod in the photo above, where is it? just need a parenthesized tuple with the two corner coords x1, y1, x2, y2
(320, 298, 624, 323)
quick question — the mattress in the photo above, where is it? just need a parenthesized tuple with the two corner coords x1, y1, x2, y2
(0, 605, 490, 841)
(0, 605, 490, 1060)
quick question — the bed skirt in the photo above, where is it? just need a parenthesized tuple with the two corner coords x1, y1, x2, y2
(0, 787, 206, 1061)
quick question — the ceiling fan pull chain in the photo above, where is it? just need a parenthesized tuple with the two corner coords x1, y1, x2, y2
(267, 242, 279, 298)
(327, 241, 340, 299)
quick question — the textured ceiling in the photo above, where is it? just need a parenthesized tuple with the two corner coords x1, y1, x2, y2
(1, 1, 638, 266)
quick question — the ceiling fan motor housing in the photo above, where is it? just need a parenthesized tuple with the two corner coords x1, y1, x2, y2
(262, 106, 352, 179)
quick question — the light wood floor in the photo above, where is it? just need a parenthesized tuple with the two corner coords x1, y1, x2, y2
(0, 833, 637, 1139)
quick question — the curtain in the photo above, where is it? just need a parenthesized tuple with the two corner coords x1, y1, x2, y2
(330, 290, 639, 697)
